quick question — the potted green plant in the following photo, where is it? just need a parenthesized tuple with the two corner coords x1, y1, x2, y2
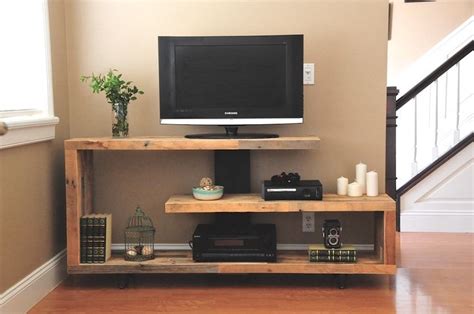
(81, 69, 144, 137)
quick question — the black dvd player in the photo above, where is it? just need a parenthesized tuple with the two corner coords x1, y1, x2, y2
(192, 224, 277, 262)
(262, 180, 323, 201)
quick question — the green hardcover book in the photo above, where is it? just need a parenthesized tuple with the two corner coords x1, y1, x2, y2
(92, 215, 101, 263)
(104, 214, 112, 262)
(308, 244, 357, 257)
(96, 215, 106, 263)
(80, 217, 87, 263)
(88, 214, 112, 263)
(309, 255, 357, 263)
(86, 215, 95, 263)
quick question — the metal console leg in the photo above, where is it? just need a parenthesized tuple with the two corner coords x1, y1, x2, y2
(116, 274, 131, 289)
(335, 274, 348, 289)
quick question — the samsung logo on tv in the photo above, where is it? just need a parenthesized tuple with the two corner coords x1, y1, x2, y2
(224, 112, 238, 115)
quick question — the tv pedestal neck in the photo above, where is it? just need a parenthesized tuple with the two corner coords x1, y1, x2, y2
(185, 126, 279, 139)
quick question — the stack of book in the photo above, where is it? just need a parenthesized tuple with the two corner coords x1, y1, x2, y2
(80, 214, 112, 264)
(308, 244, 357, 263)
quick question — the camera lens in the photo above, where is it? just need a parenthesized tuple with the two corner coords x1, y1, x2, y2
(329, 228, 338, 236)
(329, 237, 338, 245)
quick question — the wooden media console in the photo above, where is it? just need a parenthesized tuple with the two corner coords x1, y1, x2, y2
(65, 136, 395, 277)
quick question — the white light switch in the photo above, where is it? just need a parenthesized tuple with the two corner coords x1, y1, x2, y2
(303, 63, 314, 85)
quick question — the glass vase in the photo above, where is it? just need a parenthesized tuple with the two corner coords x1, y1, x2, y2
(112, 103, 129, 137)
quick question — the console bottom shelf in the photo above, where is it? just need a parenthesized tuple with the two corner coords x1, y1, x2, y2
(69, 250, 396, 275)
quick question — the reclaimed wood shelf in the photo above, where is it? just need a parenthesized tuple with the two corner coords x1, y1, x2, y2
(165, 194, 395, 213)
(65, 136, 396, 277)
(65, 136, 320, 151)
(69, 250, 395, 275)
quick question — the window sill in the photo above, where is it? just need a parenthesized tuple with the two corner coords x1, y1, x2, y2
(0, 115, 60, 149)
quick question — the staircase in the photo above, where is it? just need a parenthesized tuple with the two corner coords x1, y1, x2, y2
(386, 40, 473, 232)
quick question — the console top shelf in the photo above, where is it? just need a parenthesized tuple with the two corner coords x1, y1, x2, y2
(64, 136, 320, 151)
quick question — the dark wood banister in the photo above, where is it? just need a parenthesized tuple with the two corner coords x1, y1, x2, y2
(390, 40, 473, 231)
(396, 40, 473, 110)
(386, 87, 399, 229)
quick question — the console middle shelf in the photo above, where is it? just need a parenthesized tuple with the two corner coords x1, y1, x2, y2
(165, 193, 395, 213)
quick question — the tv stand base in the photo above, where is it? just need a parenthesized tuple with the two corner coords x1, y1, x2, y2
(185, 126, 279, 139)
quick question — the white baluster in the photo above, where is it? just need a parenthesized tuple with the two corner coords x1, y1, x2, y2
(433, 79, 439, 160)
(453, 62, 461, 144)
(412, 96, 418, 176)
(444, 69, 449, 119)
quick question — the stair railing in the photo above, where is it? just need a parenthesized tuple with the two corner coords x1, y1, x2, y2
(386, 40, 473, 230)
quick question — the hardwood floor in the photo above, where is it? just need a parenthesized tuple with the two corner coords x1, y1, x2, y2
(30, 233, 473, 313)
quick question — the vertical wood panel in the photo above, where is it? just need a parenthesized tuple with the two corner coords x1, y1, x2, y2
(374, 212, 384, 262)
(81, 150, 93, 215)
(65, 149, 82, 267)
(384, 211, 396, 265)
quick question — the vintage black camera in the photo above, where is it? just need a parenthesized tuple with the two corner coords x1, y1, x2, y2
(322, 219, 342, 249)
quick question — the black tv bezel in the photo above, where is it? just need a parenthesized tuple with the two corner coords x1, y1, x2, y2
(158, 34, 303, 125)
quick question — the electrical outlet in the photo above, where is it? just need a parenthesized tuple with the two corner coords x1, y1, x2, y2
(302, 212, 315, 232)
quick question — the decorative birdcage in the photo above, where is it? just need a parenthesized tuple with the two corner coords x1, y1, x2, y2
(124, 206, 155, 261)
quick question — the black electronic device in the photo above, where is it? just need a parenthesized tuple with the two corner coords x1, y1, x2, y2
(322, 219, 342, 249)
(262, 180, 323, 201)
(191, 224, 277, 262)
(158, 35, 304, 138)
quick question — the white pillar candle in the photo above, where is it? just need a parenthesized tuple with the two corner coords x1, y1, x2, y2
(337, 176, 349, 195)
(347, 181, 362, 197)
(355, 162, 367, 194)
(366, 171, 379, 197)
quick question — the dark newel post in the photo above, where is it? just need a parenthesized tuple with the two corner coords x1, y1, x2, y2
(386, 86, 399, 231)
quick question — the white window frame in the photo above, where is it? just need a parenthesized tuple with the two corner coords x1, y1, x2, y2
(0, 0, 59, 150)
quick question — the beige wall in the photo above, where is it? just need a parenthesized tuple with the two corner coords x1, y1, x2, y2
(65, 0, 389, 244)
(0, 0, 70, 293)
(1, 1, 390, 292)
(388, 0, 473, 84)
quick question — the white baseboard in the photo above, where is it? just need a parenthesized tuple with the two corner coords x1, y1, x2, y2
(401, 212, 474, 233)
(0, 249, 67, 314)
(112, 243, 374, 251)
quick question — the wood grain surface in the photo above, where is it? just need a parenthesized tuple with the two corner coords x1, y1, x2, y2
(64, 136, 320, 150)
(165, 193, 396, 213)
(68, 250, 394, 275)
(65, 149, 81, 267)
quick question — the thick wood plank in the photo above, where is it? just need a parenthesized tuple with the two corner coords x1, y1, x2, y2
(68, 250, 394, 275)
(384, 211, 396, 265)
(65, 150, 82, 267)
(81, 150, 93, 215)
(374, 212, 384, 262)
(165, 193, 396, 213)
(65, 150, 94, 267)
(217, 263, 395, 275)
(64, 136, 320, 151)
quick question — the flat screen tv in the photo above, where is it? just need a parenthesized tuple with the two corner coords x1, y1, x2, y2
(158, 35, 303, 138)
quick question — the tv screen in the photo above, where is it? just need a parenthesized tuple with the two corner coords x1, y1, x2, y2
(159, 35, 303, 134)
